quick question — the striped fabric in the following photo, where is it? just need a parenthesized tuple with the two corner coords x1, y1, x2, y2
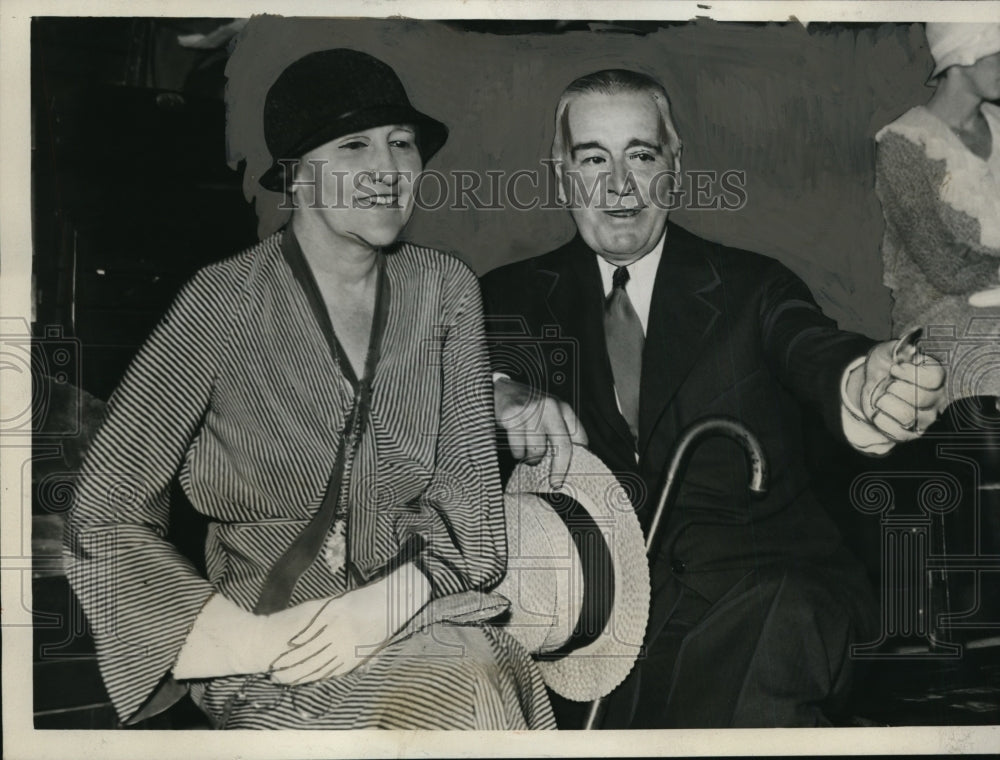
(63, 231, 555, 729)
(193, 624, 555, 729)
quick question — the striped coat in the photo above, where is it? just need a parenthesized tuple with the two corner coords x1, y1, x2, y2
(63, 231, 556, 729)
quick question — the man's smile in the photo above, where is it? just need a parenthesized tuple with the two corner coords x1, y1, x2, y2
(603, 208, 643, 218)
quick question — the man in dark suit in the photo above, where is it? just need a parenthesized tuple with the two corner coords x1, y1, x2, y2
(480, 69, 947, 728)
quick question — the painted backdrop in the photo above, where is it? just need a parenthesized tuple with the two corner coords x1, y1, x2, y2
(227, 17, 938, 340)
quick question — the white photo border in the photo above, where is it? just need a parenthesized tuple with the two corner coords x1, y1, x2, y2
(3, 1, 1000, 757)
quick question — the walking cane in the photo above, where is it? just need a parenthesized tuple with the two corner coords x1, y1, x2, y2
(582, 416, 769, 730)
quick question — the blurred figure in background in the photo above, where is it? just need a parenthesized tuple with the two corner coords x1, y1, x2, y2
(876, 22, 1000, 402)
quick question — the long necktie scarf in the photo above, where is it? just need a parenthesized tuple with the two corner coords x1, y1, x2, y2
(604, 265, 644, 447)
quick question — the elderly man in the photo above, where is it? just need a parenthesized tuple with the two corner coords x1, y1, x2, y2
(480, 69, 946, 728)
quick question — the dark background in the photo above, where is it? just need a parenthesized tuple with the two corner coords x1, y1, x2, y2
(29, 16, 999, 730)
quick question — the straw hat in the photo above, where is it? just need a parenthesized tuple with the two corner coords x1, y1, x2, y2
(494, 446, 650, 702)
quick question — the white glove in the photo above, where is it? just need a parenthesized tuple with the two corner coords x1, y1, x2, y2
(172, 594, 313, 679)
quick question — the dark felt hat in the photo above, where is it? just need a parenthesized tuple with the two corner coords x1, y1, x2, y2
(259, 48, 448, 191)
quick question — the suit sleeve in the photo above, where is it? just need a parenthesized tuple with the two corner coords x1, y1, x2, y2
(62, 266, 238, 723)
(478, 269, 508, 376)
(756, 260, 875, 442)
(395, 264, 507, 597)
(479, 267, 542, 385)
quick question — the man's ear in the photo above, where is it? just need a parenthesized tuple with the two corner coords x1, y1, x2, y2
(553, 159, 568, 206)
(671, 143, 683, 176)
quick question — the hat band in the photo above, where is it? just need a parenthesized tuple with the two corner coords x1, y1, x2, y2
(532, 491, 616, 661)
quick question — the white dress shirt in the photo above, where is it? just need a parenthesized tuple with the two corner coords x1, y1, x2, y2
(595, 233, 666, 335)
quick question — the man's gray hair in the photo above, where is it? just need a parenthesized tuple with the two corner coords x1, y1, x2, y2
(551, 69, 683, 163)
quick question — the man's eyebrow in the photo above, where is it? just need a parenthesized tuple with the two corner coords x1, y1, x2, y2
(570, 141, 606, 158)
(570, 138, 663, 158)
(626, 139, 662, 153)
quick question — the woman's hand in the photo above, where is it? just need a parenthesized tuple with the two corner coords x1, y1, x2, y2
(969, 285, 1000, 308)
(266, 586, 390, 684)
(267, 562, 431, 685)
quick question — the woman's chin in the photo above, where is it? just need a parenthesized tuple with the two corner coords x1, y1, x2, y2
(342, 209, 410, 247)
(362, 227, 407, 248)
(324, 220, 407, 250)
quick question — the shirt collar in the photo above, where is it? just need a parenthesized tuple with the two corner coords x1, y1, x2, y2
(596, 229, 667, 297)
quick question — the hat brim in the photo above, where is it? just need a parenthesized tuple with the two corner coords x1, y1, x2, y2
(259, 104, 448, 192)
(500, 446, 650, 702)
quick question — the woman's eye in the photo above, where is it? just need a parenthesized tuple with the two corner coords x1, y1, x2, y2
(339, 141, 368, 150)
(390, 139, 414, 149)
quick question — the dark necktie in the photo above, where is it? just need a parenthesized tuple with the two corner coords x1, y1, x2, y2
(604, 265, 644, 445)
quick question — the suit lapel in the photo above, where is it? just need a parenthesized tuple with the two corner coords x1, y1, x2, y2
(543, 237, 635, 452)
(638, 223, 724, 457)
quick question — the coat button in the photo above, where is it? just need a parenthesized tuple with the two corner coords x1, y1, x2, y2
(671, 559, 686, 575)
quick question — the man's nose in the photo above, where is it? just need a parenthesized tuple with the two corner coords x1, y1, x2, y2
(607, 159, 630, 196)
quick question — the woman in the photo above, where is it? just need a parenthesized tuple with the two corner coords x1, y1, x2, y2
(876, 22, 1000, 402)
(63, 48, 556, 730)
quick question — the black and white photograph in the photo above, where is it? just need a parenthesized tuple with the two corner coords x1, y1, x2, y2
(2, 1, 999, 757)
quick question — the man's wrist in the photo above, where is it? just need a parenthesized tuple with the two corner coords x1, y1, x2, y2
(841, 355, 869, 425)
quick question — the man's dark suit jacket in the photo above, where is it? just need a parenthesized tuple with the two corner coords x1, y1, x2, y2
(480, 221, 875, 605)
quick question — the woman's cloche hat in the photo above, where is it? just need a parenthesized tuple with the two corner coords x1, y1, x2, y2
(926, 22, 1000, 79)
(494, 446, 650, 702)
(259, 48, 449, 191)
